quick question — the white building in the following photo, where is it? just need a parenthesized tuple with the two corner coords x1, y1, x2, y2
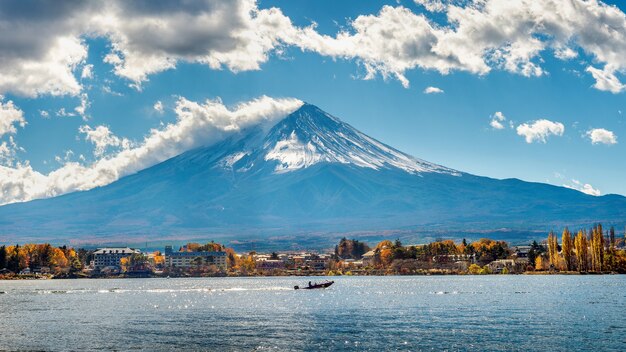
(164, 246, 227, 270)
(93, 247, 141, 270)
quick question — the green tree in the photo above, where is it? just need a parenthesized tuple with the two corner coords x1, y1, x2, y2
(527, 240, 544, 268)
(0, 245, 6, 269)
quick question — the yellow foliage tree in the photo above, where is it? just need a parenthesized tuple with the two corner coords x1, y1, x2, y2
(535, 255, 546, 271)
(562, 228, 573, 271)
(574, 230, 588, 272)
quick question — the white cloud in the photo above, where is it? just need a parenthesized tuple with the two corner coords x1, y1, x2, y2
(585, 66, 625, 93)
(414, 0, 447, 13)
(154, 101, 164, 113)
(489, 111, 506, 130)
(0, 96, 303, 205)
(554, 46, 578, 60)
(0, 136, 23, 166)
(285, 0, 626, 90)
(423, 86, 444, 94)
(0, 35, 88, 97)
(0, 96, 26, 137)
(56, 108, 75, 118)
(1, 0, 625, 95)
(586, 128, 617, 145)
(79, 125, 131, 157)
(516, 119, 565, 143)
(96, 0, 296, 86)
(563, 179, 601, 196)
(81, 64, 94, 79)
(39, 110, 50, 119)
(74, 93, 90, 120)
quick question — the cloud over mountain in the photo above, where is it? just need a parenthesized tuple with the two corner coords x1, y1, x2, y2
(0, 96, 302, 205)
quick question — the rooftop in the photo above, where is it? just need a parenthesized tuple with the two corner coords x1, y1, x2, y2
(94, 247, 140, 255)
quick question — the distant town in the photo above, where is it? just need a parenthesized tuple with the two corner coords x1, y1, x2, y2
(1, 224, 625, 279)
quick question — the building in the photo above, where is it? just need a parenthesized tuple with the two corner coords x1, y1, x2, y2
(486, 259, 527, 273)
(256, 259, 285, 270)
(361, 250, 376, 266)
(164, 246, 227, 270)
(511, 246, 532, 259)
(93, 247, 141, 270)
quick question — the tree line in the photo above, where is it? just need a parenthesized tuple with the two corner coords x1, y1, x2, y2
(542, 224, 626, 272)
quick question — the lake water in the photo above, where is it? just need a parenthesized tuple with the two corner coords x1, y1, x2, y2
(0, 276, 624, 351)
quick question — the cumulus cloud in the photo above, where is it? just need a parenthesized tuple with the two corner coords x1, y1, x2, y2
(153, 101, 164, 113)
(81, 64, 94, 79)
(286, 0, 626, 90)
(585, 66, 625, 93)
(586, 128, 617, 145)
(0, 96, 26, 137)
(74, 93, 90, 120)
(79, 125, 131, 157)
(2, 0, 626, 96)
(489, 111, 506, 130)
(0, 136, 23, 166)
(0, 0, 98, 95)
(414, 0, 447, 13)
(0, 96, 302, 205)
(423, 86, 444, 94)
(563, 179, 601, 196)
(516, 119, 565, 143)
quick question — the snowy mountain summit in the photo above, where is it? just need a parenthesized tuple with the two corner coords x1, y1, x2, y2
(223, 104, 459, 176)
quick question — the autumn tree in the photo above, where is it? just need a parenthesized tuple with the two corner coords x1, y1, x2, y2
(470, 239, 509, 264)
(152, 251, 165, 267)
(335, 238, 370, 260)
(561, 228, 573, 271)
(574, 230, 588, 272)
(605, 226, 617, 271)
(547, 231, 560, 268)
(590, 224, 605, 272)
(535, 255, 547, 271)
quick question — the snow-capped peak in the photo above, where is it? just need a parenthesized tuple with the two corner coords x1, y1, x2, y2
(218, 104, 459, 176)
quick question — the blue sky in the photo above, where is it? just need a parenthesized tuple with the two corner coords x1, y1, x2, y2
(0, 0, 625, 204)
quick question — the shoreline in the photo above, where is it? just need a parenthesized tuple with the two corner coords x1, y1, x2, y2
(1, 271, 622, 280)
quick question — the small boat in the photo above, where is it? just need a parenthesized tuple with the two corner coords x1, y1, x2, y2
(294, 281, 334, 290)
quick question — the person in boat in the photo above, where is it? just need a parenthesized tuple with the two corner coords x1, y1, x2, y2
(308, 281, 312, 288)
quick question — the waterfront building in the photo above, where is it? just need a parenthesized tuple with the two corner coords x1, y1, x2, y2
(361, 250, 376, 266)
(164, 246, 227, 270)
(256, 259, 286, 270)
(93, 247, 141, 270)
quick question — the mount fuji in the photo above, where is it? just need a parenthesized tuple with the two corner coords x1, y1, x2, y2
(1, 104, 625, 247)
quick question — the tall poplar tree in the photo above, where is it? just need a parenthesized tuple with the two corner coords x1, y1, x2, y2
(574, 230, 588, 272)
(547, 231, 559, 268)
(561, 227, 573, 271)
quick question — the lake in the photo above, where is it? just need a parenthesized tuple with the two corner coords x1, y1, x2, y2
(0, 276, 624, 351)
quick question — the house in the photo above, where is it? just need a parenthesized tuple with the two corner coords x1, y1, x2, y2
(93, 247, 141, 270)
(486, 259, 527, 273)
(256, 259, 285, 270)
(33, 266, 50, 274)
(511, 246, 532, 260)
(164, 245, 227, 270)
(361, 250, 376, 266)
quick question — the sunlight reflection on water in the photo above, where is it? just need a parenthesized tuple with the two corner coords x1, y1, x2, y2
(1, 276, 625, 351)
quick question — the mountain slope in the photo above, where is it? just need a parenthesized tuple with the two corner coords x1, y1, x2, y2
(1, 104, 625, 245)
